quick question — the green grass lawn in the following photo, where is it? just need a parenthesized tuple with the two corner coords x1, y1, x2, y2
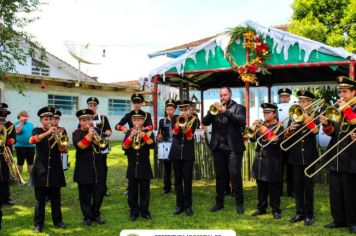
(1, 142, 351, 235)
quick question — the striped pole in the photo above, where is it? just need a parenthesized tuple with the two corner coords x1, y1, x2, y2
(245, 48, 250, 126)
(350, 60, 355, 80)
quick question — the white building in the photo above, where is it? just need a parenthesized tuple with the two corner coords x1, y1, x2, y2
(0, 50, 140, 142)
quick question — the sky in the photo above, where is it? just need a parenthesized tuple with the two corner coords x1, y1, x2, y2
(26, 0, 294, 83)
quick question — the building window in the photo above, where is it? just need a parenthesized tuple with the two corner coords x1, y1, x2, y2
(32, 58, 49, 76)
(48, 95, 78, 115)
(108, 99, 131, 116)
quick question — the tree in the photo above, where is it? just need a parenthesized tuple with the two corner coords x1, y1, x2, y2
(289, 0, 356, 53)
(0, 0, 46, 93)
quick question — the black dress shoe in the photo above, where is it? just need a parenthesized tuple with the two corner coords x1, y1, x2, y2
(273, 212, 281, 219)
(93, 216, 105, 224)
(236, 205, 244, 214)
(304, 217, 314, 226)
(54, 222, 66, 228)
(210, 203, 224, 212)
(141, 213, 152, 220)
(290, 214, 304, 223)
(324, 222, 345, 228)
(34, 225, 43, 233)
(129, 214, 138, 221)
(162, 189, 171, 194)
(349, 225, 356, 233)
(83, 219, 92, 226)
(5, 199, 15, 206)
(185, 208, 193, 216)
(173, 207, 184, 215)
(105, 191, 111, 196)
(251, 210, 266, 217)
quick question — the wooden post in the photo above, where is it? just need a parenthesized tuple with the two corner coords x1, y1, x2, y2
(153, 75, 159, 130)
(245, 47, 250, 126)
(268, 84, 271, 103)
(200, 90, 204, 120)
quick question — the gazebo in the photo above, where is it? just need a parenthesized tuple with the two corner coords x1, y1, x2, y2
(149, 20, 356, 128)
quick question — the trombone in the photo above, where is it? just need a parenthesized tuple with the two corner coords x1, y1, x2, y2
(256, 117, 289, 148)
(209, 101, 226, 115)
(304, 127, 356, 178)
(280, 99, 325, 151)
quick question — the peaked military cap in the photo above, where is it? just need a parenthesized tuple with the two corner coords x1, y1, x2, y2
(165, 99, 177, 108)
(278, 88, 292, 96)
(131, 109, 146, 119)
(261, 103, 278, 112)
(296, 90, 315, 100)
(0, 108, 11, 123)
(76, 109, 94, 119)
(131, 93, 144, 103)
(54, 110, 62, 117)
(176, 100, 191, 109)
(337, 76, 356, 90)
(87, 97, 99, 105)
(37, 106, 55, 117)
(0, 103, 8, 109)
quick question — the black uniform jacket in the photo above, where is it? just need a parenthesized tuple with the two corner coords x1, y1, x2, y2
(286, 112, 319, 166)
(0, 123, 16, 183)
(116, 110, 153, 131)
(30, 128, 66, 188)
(169, 116, 199, 161)
(251, 121, 284, 183)
(202, 100, 246, 153)
(323, 104, 356, 173)
(93, 114, 111, 134)
(122, 130, 155, 179)
(72, 128, 105, 184)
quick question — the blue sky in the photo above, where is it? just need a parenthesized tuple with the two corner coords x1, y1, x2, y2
(27, 0, 294, 83)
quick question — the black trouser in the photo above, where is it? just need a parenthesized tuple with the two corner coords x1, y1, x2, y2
(78, 183, 105, 221)
(4, 181, 10, 202)
(102, 154, 108, 192)
(128, 179, 150, 216)
(163, 160, 172, 192)
(173, 159, 193, 209)
(329, 171, 356, 226)
(293, 165, 314, 218)
(256, 180, 281, 213)
(0, 182, 6, 229)
(213, 149, 244, 206)
(34, 187, 62, 227)
(280, 150, 294, 195)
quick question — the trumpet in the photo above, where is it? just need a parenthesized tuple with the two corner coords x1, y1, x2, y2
(88, 125, 108, 149)
(4, 146, 26, 186)
(243, 120, 263, 138)
(209, 101, 226, 115)
(132, 126, 141, 150)
(280, 99, 325, 151)
(177, 115, 188, 127)
(50, 126, 69, 149)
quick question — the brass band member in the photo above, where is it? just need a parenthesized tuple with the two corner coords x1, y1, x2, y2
(122, 110, 155, 221)
(202, 87, 246, 214)
(87, 97, 112, 196)
(73, 109, 106, 226)
(277, 88, 294, 197)
(250, 103, 284, 219)
(286, 90, 319, 226)
(157, 99, 177, 194)
(170, 100, 199, 216)
(53, 110, 70, 170)
(0, 103, 16, 206)
(29, 106, 66, 233)
(320, 76, 356, 233)
(116, 93, 153, 195)
(116, 93, 153, 133)
(0, 108, 15, 230)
